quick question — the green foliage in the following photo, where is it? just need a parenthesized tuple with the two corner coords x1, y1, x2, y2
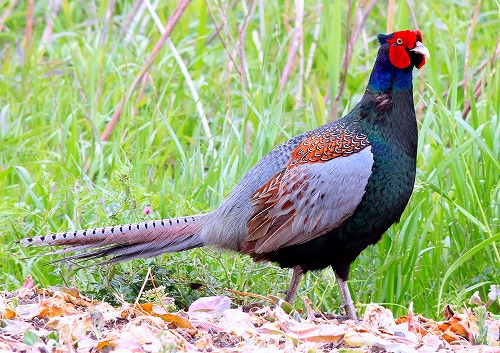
(1, 0, 499, 319)
(23, 329, 41, 347)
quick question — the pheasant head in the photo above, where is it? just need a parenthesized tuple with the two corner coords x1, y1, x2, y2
(378, 29, 429, 70)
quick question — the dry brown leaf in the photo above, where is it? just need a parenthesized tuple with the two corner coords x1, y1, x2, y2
(96, 334, 118, 350)
(0, 319, 36, 336)
(96, 332, 148, 353)
(39, 296, 83, 318)
(45, 313, 96, 342)
(441, 323, 473, 344)
(258, 321, 300, 346)
(486, 318, 500, 346)
(188, 295, 231, 318)
(443, 304, 455, 320)
(343, 327, 385, 347)
(135, 302, 196, 330)
(396, 315, 432, 336)
(20, 274, 35, 289)
(293, 323, 345, 343)
(2, 277, 500, 352)
(39, 287, 97, 308)
(258, 318, 346, 345)
(438, 313, 478, 344)
(363, 303, 395, 328)
(0, 305, 16, 319)
(418, 334, 446, 352)
(0, 336, 32, 352)
(220, 308, 256, 338)
(159, 312, 196, 330)
(49, 286, 82, 298)
(15, 303, 44, 320)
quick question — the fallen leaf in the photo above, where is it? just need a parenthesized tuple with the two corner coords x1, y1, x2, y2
(219, 309, 256, 337)
(292, 323, 345, 343)
(343, 327, 384, 347)
(15, 303, 44, 320)
(21, 275, 35, 289)
(0, 302, 16, 320)
(136, 303, 196, 330)
(417, 334, 445, 353)
(188, 295, 231, 319)
(2, 276, 500, 353)
(0, 319, 36, 336)
(363, 303, 395, 328)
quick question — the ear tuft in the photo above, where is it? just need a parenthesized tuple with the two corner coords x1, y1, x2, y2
(377, 33, 391, 45)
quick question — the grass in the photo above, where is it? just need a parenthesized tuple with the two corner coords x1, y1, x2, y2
(1, 0, 499, 319)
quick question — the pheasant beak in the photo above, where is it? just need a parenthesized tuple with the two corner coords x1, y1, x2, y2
(411, 41, 430, 58)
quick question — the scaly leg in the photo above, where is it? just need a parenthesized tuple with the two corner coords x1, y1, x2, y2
(285, 266, 303, 303)
(335, 273, 357, 319)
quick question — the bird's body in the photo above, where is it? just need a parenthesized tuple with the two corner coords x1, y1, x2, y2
(20, 30, 429, 319)
(244, 89, 418, 277)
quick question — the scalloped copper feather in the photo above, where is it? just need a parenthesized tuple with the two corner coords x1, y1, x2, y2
(288, 125, 370, 166)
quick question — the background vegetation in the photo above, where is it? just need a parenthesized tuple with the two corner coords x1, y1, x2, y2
(1, 0, 498, 319)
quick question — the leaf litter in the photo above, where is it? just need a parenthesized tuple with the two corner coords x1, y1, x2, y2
(0, 276, 499, 352)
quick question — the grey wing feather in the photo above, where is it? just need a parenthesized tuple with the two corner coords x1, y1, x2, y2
(251, 146, 374, 253)
(202, 131, 313, 250)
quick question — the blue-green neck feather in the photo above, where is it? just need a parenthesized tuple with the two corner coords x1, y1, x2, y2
(367, 44, 414, 93)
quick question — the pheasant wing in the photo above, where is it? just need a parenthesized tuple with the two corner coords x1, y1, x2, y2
(242, 126, 373, 256)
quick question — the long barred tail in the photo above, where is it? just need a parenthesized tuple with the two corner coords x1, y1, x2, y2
(19, 214, 207, 264)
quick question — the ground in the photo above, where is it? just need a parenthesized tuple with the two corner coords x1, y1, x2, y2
(1, 276, 499, 352)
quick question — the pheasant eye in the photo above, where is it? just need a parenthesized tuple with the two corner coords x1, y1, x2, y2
(396, 38, 403, 45)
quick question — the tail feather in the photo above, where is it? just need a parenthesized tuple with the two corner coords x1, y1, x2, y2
(20, 214, 206, 264)
(57, 233, 204, 265)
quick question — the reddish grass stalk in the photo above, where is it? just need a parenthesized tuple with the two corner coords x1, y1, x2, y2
(124, 0, 148, 44)
(332, 0, 377, 118)
(124, 0, 144, 30)
(205, 0, 242, 117)
(462, 34, 500, 119)
(463, 0, 481, 96)
(101, 0, 191, 142)
(25, 0, 34, 52)
(304, 2, 322, 80)
(212, 0, 240, 67)
(332, 0, 355, 118)
(279, 0, 304, 96)
(97, 0, 116, 104)
(238, 0, 258, 93)
(42, 0, 62, 43)
(443, 54, 498, 99)
(143, 0, 214, 150)
(283, 0, 292, 32)
(100, 0, 116, 48)
(405, 0, 418, 29)
(294, 22, 304, 108)
(386, 0, 395, 33)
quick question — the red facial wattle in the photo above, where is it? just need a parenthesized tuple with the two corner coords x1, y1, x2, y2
(414, 50, 426, 69)
(387, 30, 428, 70)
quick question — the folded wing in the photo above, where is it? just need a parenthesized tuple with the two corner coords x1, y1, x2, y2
(242, 127, 373, 256)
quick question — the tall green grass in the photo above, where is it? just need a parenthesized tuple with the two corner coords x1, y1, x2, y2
(1, 0, 498, 318)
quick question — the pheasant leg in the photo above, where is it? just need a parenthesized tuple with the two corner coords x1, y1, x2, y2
(335, 273, 357, 319)
(285, 266, 303, 303)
